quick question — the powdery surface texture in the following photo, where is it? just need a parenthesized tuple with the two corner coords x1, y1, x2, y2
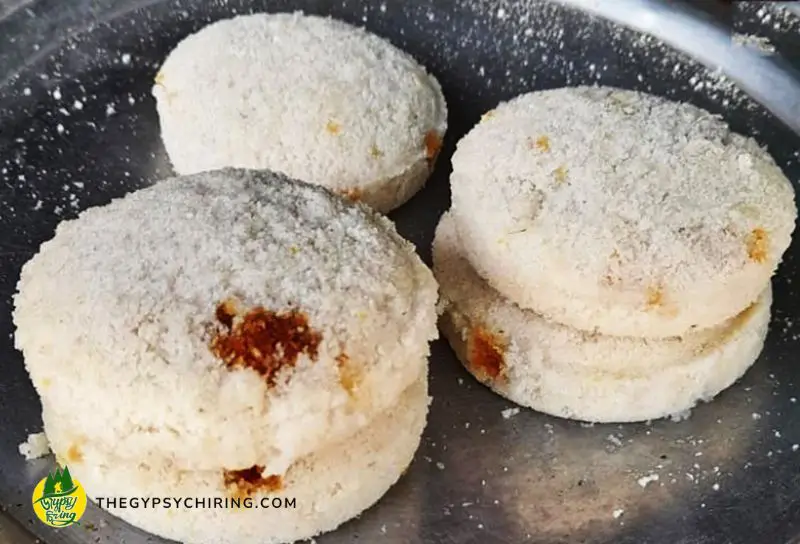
(450, 86, 795, 338)
(434, 212, 771, 423)
(41, 377, 429, 544)
(153, 11, 448, 213)
(13, 168, 438, 475)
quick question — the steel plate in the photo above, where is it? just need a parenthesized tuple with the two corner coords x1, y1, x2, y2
(1, 1, 799, 543)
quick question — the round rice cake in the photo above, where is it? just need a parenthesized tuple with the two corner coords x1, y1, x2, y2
(152, 11, 448, 214)
(450, 86, 795, 338)
(42, 377, 428, 544)
(433, 211, 771, 423)
(13, 168, 438, 474)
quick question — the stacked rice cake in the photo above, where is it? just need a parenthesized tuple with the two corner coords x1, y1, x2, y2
(14, 169, 439, 544)
(439, 86, 796, 422)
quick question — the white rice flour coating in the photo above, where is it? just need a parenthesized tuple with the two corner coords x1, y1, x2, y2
(42, 377, 428, 544)
(153, 11, 448, 213)
(450, 86, 795, 338)
(434, 212, 771, 423)
(13, 168, 438, 474)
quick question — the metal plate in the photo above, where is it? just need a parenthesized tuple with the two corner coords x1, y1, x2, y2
(1, 1, 799, 543)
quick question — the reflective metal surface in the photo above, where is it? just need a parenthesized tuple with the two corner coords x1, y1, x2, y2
(1, 1, 799, 543)
(558, 0, 800, 135)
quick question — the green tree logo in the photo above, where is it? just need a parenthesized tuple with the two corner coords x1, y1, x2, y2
(32, 465, 87, 527)
(36, 466, 77, 501)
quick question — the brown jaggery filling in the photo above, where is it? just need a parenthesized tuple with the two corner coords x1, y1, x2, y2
(425, 130, 443, 164)
(210, 302, 321, 386)
(223, 465, 283, 498)
(467, 326, 506, 382)
(746, 227, 768, 264)
(215, 299, 237, 329)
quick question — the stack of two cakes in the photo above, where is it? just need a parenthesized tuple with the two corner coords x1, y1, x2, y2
(435, 86, 796, 423)
(14, 12, 451, 544)
(13, 170, 439, 544)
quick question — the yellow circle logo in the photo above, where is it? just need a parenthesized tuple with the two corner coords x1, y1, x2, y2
(32, 466, 87, 527)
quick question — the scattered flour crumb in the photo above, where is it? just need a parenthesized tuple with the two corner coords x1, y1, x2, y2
(18, 432, 50, 460)
(501, 407, 520, 419)
(792, 444, 799, 452)
(607, 434, 623, 447)
(613, 509, 624, 519)
(436, 461, 445, 470)
(637, 474, 659, 488)
(56, 124, 65, 134)
(712, 483, 720, 491)
(52, 88, 61, 100)
(752, 412, 761, 420)
(121, 53, 132, 64)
